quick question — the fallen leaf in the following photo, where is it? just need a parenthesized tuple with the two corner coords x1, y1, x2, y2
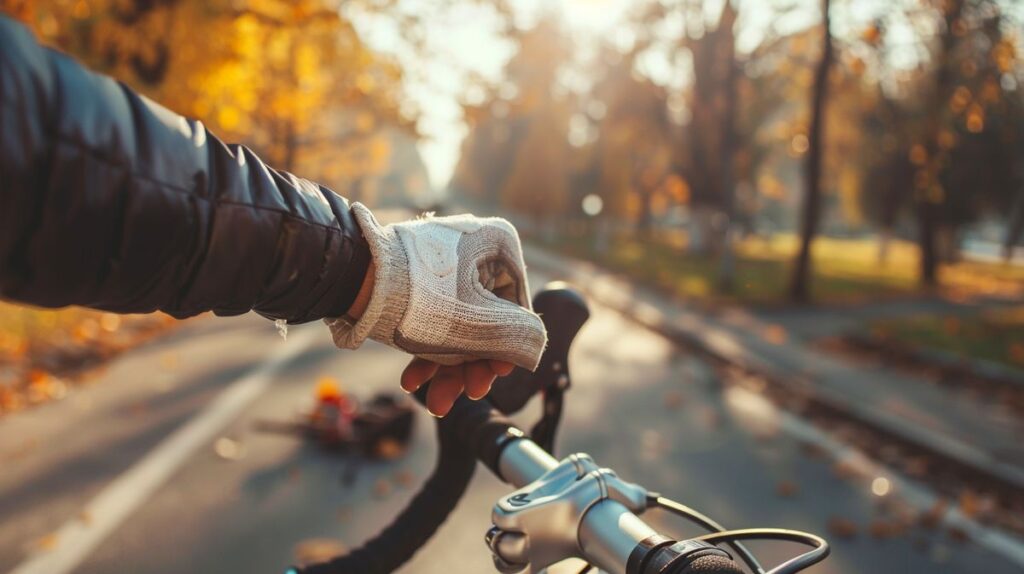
(373, 478, 392, 498)
(868, 519, 902, 539)
(827, 516, 858, 538)
(902, 457, 928, 478)
(958, 490, 980, 518)
(129, 400, 149, 417)
(35, 533, 59, 551)
(920, 499, 948, 529)
(947, 527, 969, 543)
(293, 538, 348, 565)
(394, 469, 415, 488)
(663, 390, 684, 410)
(775, 480, 799, 498)
(762, 325, 788, 345)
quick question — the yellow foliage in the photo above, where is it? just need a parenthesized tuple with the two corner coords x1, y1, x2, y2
(4, 0, 409, 188)
(664, 175, 690, 204)
(992, 39, 1016, 74)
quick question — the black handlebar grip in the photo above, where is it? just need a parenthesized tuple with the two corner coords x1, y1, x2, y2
(672, 554, 746, 574)
(637, 541, 743, 574)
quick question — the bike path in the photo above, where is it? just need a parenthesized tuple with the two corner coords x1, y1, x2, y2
(523, 246, 1024, 495)
(69, 292, 1023, 574)
(0, 270, 1021, 573)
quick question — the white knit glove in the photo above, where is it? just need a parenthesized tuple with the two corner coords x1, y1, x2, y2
(325, 204, 547, 370)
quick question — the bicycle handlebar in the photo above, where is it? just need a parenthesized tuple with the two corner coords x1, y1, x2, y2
(439, 394, 744, 574)
(294, 285, 826, 574)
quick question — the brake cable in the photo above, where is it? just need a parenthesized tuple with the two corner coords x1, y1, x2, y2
(649, 496, 765, 573)
(651, 495, 829, 574)
(696, 529, 829, 574)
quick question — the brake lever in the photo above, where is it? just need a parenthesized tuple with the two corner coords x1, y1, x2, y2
(488, 282, 590, 453)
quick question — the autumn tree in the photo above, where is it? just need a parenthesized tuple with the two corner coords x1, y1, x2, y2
(635, 0, 802, 288)
(589, 46, 674, 233)
(851, 15, 924, 263)
(4, 0, 411, 196)
(913, 0, 968, 285)
(630, 0, 743, 263)
(449, 14, 575, 226)
(452, 94, 521, 208)
(500, 18, 574, 225)
(853, 0, 1022, 277)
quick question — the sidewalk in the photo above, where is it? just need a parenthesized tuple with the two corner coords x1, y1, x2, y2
(524, 245, 1024, 493)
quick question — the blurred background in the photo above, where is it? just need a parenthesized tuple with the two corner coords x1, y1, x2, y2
(1, 1, 1023, 573)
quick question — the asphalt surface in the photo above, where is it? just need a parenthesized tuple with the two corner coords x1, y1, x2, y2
(522, 247, 1024, 496)
(1, 270, 1022, 574)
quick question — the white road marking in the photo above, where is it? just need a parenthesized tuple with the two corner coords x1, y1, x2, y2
(8, 326, 322, 574)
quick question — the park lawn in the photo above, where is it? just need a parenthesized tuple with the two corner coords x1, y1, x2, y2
(541, 231, 1024, 306)
(868, 307, 1024, 371)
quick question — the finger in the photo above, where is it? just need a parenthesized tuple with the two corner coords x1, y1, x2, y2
(401, 358, 439, 393)
(488, 360, 515, 377)
(426, 365, 465, 417)
(464, 361, 497, 400)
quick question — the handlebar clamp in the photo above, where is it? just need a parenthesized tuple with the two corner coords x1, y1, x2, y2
(485, 453, 648, 573)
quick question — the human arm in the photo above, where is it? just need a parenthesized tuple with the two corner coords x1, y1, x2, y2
(0, 16, 540, 415)
(0, 15, 370, 322)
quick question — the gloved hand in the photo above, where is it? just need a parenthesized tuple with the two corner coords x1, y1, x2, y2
(326, 203, 547, 374)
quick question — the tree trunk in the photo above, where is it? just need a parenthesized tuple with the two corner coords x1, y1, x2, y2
(789, 0, 832, 302)
(917, 0, 965, 287)
(636, 189, 654, 237)
(918, 201, 938, 283)
(937, 224, 960, 263)
(1005, 185, 1024, 261)
(716, 16, 739, 293)
(877, 227, 892, 266)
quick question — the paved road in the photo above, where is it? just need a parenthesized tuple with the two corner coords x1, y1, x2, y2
(1, 271, 1021, 574)
(523, 247, 1024, 496)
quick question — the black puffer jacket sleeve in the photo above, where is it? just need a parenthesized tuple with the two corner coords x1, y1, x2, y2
(0, 16, 371, 323)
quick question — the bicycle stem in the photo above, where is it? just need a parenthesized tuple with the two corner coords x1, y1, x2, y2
(480, 418, 686, 574)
